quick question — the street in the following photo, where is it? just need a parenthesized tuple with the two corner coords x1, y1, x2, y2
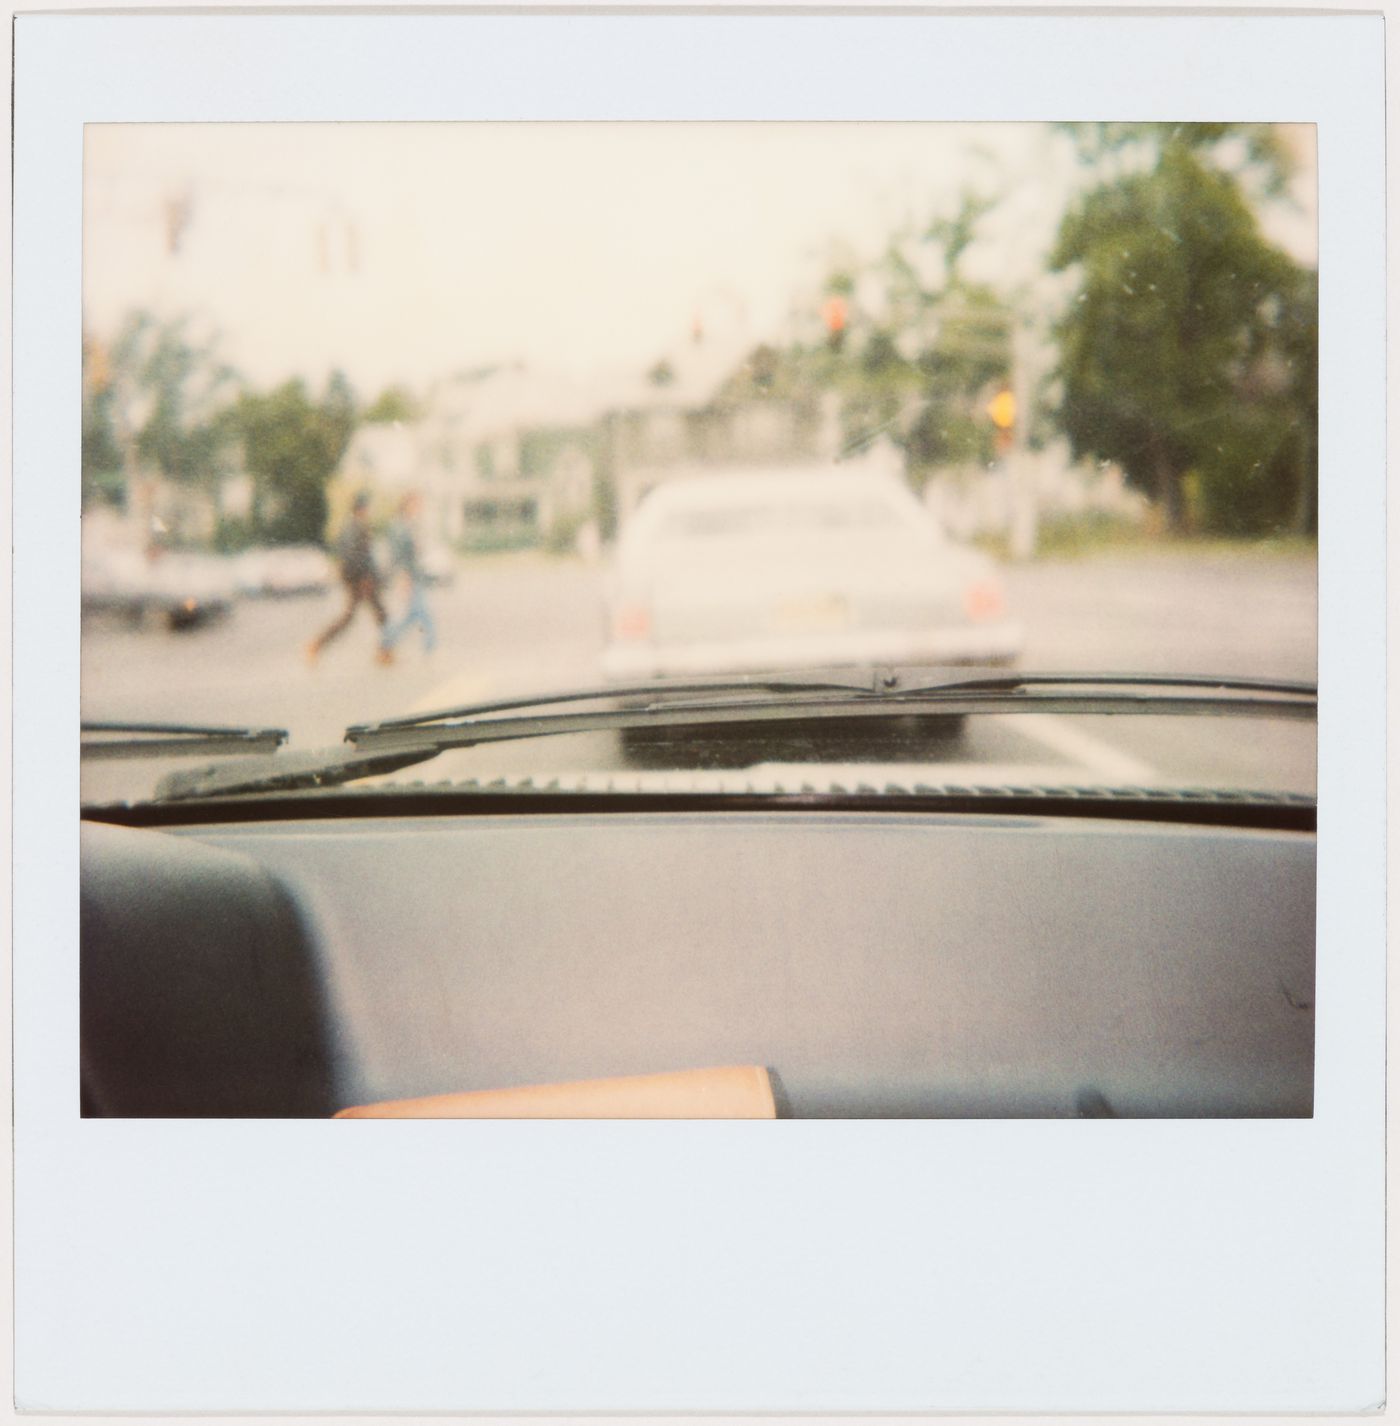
(81, 547, 1317, 801)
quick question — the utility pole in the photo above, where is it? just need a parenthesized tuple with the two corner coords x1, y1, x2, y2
(1008, 320, 1037, 561)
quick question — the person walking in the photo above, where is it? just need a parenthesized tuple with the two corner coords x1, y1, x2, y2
(305, 490, 388, 665)
(378, 490, 437, 663)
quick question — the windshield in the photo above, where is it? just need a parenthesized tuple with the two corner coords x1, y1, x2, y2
(656, 498, 904, 542)
(635, 476, 920, 546)
(81, 121, 1317, 807)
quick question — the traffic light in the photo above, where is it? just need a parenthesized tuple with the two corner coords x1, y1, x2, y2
(986, 388, 1016, 456)
(986, 388, 1016, 431)
(822, 295, 848, 352)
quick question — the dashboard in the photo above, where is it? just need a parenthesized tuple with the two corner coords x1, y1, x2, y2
(80, 807, 1315, 1118)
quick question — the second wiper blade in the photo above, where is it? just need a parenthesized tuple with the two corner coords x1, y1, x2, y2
(81, 720, 289, 760)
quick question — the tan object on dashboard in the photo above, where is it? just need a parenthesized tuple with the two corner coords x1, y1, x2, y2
(334, 1065, 777, 1119)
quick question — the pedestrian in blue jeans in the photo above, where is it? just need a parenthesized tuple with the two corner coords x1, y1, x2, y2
(378, 491, 436, 665)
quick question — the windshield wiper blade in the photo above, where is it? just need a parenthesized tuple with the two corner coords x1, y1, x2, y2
(81, 720, 289, 760)
(349, 670, 882, 739)
(881, 670, 1314, 695)
(351, 669, 1316, 739)
(346, 669, 1316, 756)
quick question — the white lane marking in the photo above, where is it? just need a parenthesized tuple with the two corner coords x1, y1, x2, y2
(991, 713, 1158, 783)
(407, 673, 497, 716)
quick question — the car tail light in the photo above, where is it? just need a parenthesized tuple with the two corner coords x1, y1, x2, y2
(964, 580, 1005, 621)
(615, 603, 651, 641)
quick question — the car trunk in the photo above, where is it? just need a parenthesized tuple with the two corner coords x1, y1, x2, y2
(646, 535, 967, 646)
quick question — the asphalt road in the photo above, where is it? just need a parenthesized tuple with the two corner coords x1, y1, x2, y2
(81, 547, 1317, 803)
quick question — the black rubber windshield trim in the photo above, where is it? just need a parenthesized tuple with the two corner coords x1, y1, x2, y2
(81, 787, 1316, 833)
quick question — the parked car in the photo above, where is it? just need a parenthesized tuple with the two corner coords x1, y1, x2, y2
(235, 544, 334, 598)
(81, 544, 237, 631)
(601, 467, 1022, 683)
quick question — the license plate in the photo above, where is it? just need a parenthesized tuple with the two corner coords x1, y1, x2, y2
(771, 594, 851, 633)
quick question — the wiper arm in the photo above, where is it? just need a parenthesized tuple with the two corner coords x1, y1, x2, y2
(81, 720, 289, 760)
(346, 669, 1316, 756)
(152, 744, 443, 802)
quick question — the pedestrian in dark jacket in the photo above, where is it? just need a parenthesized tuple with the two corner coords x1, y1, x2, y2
(305, 491, 388, 665)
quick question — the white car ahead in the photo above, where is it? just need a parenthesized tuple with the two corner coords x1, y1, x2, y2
(601, 467, 1023, 682)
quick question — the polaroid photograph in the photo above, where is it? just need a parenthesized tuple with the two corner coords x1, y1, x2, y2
(79, 118, 1319, 1125)
(14, 6, 1386, 1416)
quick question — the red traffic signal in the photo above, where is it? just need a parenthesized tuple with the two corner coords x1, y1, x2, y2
(822, 295, 848, 351)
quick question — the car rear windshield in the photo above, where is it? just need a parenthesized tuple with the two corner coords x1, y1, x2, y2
(655, 497, 906, 541)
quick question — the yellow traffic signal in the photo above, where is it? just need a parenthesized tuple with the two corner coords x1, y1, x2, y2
(986, 388, 1016, 431)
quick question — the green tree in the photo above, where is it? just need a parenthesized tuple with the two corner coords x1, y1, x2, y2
(1194, 264, 1317, 536)
(802, 194, 1015, 486)
(229, 374, 359, 545)
(115, 312, 240, 495)
(1057, 123, 1295, 198)
(1049, 134, 1314, 533)
(904, 285, 1013, 474)
(81, 334, 125, 508)
(88, 312, 241, 526)
(362, 385, 422, 424)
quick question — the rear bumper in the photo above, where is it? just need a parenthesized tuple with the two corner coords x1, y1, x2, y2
(601, 620, 1024, 682)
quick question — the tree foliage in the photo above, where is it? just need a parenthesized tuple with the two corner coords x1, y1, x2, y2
(228, 373, 359, 545)
(362, 385, 422, 424)
(1057, 123, 1296, 198)
(1049, 133, 1315, 534)
(81, 335, 125, 507)
(752, 194, 1015, 487)
(117, 312, 240, 491)
(824, 281, 1012, 480)
(82, 311, 373, 549)
(82, 312, 241, 515)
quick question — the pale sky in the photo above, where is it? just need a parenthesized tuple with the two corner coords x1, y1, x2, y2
(83, 122, 1316, 397)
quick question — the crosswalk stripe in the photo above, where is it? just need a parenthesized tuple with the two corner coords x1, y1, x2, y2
(995, 713, 1157, 783)
(407, 673, 497, 717)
